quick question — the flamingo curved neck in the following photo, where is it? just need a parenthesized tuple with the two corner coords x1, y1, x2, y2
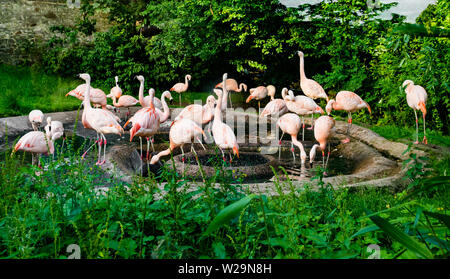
(84, 79, 92, 109)
(300, 55, 307, 81)
(138, 80, 145, 106)
(185, 75, 190, 86)
(160, 94, 170, 122)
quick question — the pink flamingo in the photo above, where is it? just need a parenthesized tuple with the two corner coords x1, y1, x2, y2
(215, 78, 247, 109)
(260, 86, 288, 118)
(124, 89, 160, 160)
(28, 110, 44, 131)
(298, 51, 328, 101)
(325, 91, 371, 143)
(276, 113, 307, 167)
(66, 84, 108, 109)
(13, 118, 63, 167)
(170, 74, 192, 106)
(155, 91, 173, 123)
(150, 118, 206, 165)
(403, 80, 428, 144)
(109, 91, 139, 120)
(174, 95, 216, 126)
(246, 86, 269, 113)
(309, 116, 335, 174)
(213, 73, 239, 162)
(79, 73, 124, 165)
(45, 117, 65, 154)
(109, 76, 122, 100)
(283, 89, 324, 141)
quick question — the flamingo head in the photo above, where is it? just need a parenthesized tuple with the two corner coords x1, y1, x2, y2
(300, 149, 307, 165)
(186, 74, 192, 81)
(233, 145, 239, 158)
(402, 80, 414, 91)
(281, 88, 289, 100)
(78, 73, 91, 82)
(162, 91, 173, 102)
(213, 88, 223, 99)
(325, 100, 335, 115)
(316, 106, 325, 115)
(267, 85, 276, 98)
(298, 51, 304, 58)
(222, 73, 227, 81)
(206, 95, 216, 107)
(129, 123, 141, 142)
(135, 75, 144, 82)
(115, 76, 119, 84)
(309, 144, 319, 165)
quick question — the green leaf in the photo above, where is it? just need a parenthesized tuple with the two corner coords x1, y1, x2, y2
(205, 194, 256, 235)
(366, 210, 433, 259)
(423, 211, 450, 230)
(349, 225, 380, 240)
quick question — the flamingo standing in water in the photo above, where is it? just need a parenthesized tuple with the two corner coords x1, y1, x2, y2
(29, 110, 44, 131)
(124, 89, 160, 160)
(309, 116, 335, 174)
(170, 74, 192, 106)
(276, 113, 307, 168)
(79, 73, 124, 165)
(13, 118, 63, 167)
(260, 87, 288, 118)
(174, 95, 216, 126)
(150, 119, 206, 165)
(215, 78, 247, 109)
(213, 73, 239, 162)
(45, 117, 65, 154)
(402, 80, 428, 144)
(283, 89, 324, 141)
(246, 86, 269, 113)
(325, 91, 371, 143)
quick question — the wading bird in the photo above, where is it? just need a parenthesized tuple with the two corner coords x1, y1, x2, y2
(150, 118, 206, 166)
(66, 84, 108, 109)
(212, 74, 239, 163)
(174, 95, 216, 126)
(13, 118, 63, 167)
(215, 77, 247, 109)
(109, 76, 122, 100)
(402, 80, 428, 144)
(246, 86, 268, 113)
(108, 91, 139, 120)
(276, 113, 307, 168)
(309, 115, 335, 175)
(28, 110, 44, 131)
(260, 86, 288, 118)
(45, 117, 65, 154)
(325, 91, 371, 143)
(170, 74, 192, 106)
(124, 89, 160, 160)
(79, 73, 124, 166)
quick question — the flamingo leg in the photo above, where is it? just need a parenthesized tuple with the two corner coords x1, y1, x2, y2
(278, 131, 285, 160)
(101, 134, 107, 165)
(229, 93, 233, 109)
(342, 112, 352, 144)
(82, 133, 99, 159)
(196, 137, 206, 150)
(96, 136, 102, 165)
(179, 94, 182, 107)
(325, 142, 330, 176)
(146, 137, 150, 161)
(414, 110, 419, 144)
(151, 137, 155, 153)
(291, 141, 296, 164)
(220, 148, 226, 164)
(422, 112, 427, 144)
(302, 117, 305, 142)
(140, 137, 143, 160)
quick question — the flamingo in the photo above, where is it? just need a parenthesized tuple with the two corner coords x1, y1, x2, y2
(215, 78, 247, 109)
(150, 118, 206, 166)
(13, 118, 63, 167)
(309, 116, 335, 175)
(259, 86, 288, 118)
(79, 73, 124, 166)
(174, 95, 216, 126)
(402, 80, 428, 144)
(283, 89, 324, 141)
(325, 91, 371, 143)
(124, 89, 160, 160)
(28, 110, 44, 131)
(45, 117, 65, 154)
(276, 113, 307, 168)
(212, 73, 239, 162)
(109, 91, 140, 120)
(156, 91, 173, 123)
(66, 84, 108, 109)
(246, 86, 269, 113)
(170, 74, 192, 106)
(108, 76, 122, 100)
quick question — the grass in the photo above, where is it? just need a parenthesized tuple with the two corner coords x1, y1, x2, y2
(0, 64, 252, 118)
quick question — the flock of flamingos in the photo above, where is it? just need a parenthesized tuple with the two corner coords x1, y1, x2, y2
(13, 51, 429, 175)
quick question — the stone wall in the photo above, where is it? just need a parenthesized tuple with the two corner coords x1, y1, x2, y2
(0, 0, 109, 65)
